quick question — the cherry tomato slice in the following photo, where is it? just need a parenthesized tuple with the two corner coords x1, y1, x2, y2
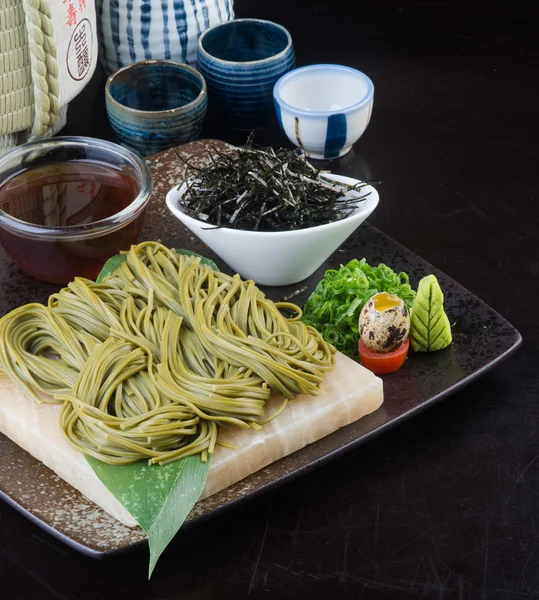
(358, 338, 409, 374)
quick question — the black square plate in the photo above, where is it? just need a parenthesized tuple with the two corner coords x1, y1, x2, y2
(0, 141, 521, 558)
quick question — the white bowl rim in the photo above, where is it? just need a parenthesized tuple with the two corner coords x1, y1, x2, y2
(166, 173, 379, 238)
(273, 64, 374, 117)
(198, 18, 293, 67)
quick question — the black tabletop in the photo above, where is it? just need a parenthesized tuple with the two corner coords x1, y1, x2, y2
(1, 0, 539, 598)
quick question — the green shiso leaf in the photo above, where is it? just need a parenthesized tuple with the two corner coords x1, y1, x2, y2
(410, 274, 452, 352)
(302, 259, 416, 358)
(88, 248, 218, 577)
(86, 455, 211, 578)
(96, 253, 127, 282)
(97, 248, 218, 283)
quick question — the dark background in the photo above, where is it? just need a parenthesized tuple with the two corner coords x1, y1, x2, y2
(1, 0, 539, 598)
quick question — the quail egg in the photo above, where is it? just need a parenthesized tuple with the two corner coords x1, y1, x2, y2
(359, 292, 410, 353)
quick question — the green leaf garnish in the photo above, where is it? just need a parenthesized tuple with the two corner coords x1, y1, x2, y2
(98, 248, 218, 283)
(87, 248, 219, 577)
(97, 253, 128, 282)
(409, 274, 452, 352)
(87, 456, 211, 577)
(302, 259, 416, 358)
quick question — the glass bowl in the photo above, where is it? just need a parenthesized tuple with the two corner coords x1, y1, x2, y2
(0, 137, 153, 283)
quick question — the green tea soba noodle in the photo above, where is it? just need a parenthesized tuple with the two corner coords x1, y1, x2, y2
(0, 242, 335, 465)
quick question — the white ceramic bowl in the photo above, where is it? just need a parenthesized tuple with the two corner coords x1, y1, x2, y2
(273, 64, 374, 160)
(165, 173, 379, 286)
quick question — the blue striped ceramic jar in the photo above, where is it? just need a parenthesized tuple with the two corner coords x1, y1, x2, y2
(105, 60, 208, 157)
(274, 64, 374, 160)
(97, 0, 234, 75)
(197, 19, 295, 130)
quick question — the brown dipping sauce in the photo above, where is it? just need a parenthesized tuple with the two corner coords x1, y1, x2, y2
(0, 161, 144, 283)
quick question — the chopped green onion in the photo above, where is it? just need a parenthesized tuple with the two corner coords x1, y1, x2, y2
(302, 259, 416, 358)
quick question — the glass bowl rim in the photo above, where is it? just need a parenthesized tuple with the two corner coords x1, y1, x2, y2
(0, 136, 153, 242)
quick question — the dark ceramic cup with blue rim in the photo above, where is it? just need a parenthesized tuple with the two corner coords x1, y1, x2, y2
(197, 19, 295, 130)
(105, 60, 208, 157)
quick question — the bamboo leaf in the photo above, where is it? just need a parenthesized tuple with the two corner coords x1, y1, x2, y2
(86, 456, 211, 578)
(97, 249, 218, 283)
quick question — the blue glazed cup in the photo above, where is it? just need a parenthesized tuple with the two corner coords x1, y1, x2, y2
(105, 60, 208, 157)
(197, 19, 295, 130)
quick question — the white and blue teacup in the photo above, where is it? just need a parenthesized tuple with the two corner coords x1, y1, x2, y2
(273, 64, 374, 159)
(197, 19, 295, 130)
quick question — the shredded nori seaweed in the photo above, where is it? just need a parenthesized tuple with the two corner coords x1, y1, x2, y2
(176, 136, 374, 231)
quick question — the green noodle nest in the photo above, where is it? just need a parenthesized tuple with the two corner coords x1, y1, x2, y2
(0, 242, 335, 465)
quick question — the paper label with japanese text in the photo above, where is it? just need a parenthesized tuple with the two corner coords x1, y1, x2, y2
(48, 0, 98, 107)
